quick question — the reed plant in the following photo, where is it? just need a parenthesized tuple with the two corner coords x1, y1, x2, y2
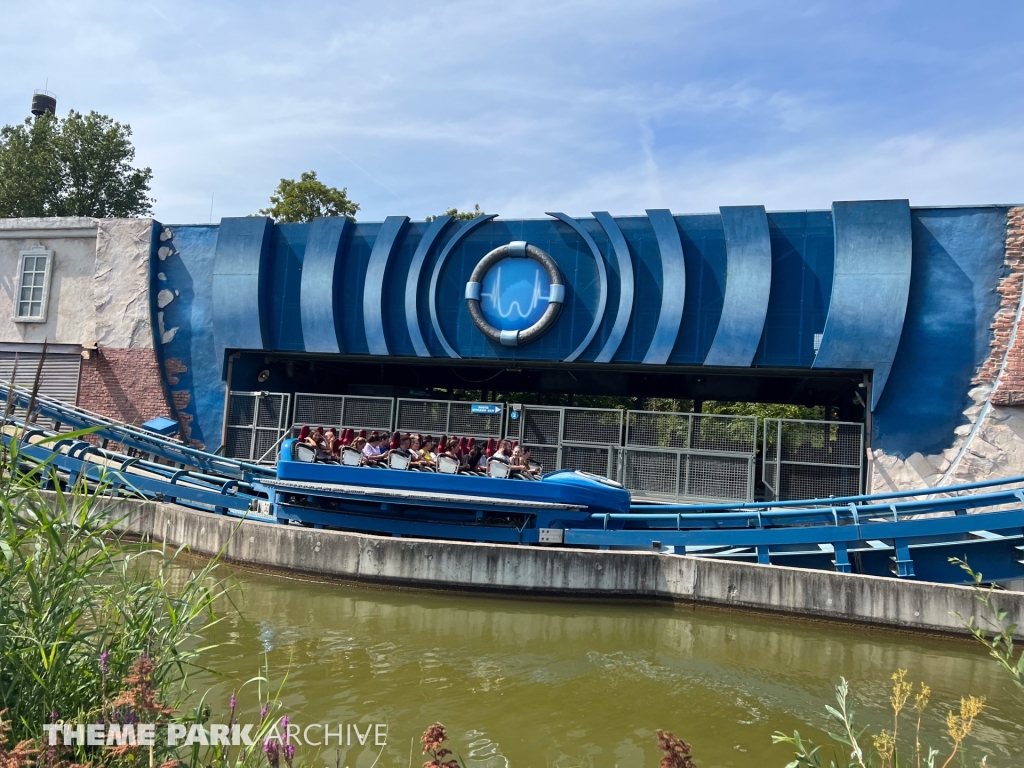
(0, 353, 238, 766)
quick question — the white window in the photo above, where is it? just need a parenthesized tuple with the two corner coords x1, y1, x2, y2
(15, 247, 52, 322)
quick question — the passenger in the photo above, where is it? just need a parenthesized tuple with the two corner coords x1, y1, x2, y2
(491, 439, 512, 464)
(459, 445, 486, 475)
(511, 445, 540, 479)
(298, 425, 318, 448)
(362, 433, 386, 466)
(324, 427, 339, 454)
(390, 434, 414, 468)
(349, 436, 367, 464)
(314, 434, 335, 463)
(420, 436, 437, 467)
(439, 438, 459, 460)
(409, 434, 435, 471)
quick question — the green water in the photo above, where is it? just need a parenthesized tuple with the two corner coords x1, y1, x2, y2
(189, 562, 1024, 768)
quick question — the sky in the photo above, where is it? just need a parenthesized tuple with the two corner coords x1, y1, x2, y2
(1, 0, 1022, 223)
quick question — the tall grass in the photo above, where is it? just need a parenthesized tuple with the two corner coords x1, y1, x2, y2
(0, 353, 227, 754)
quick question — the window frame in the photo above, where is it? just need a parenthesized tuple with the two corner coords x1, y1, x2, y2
(14, 247, 53, 323)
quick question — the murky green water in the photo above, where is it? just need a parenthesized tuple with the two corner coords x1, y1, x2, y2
(187, 561, 1024, 767)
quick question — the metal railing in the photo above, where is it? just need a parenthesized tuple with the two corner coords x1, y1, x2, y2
(763, 418, 864, 501)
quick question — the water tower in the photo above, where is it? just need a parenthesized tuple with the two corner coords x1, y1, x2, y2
(31, 89, 57, 119)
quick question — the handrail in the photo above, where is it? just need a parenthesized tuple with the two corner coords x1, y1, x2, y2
(0, 381, 273, 479)
(630, 471, 1024, 513)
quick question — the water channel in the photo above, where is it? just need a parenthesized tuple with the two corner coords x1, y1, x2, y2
(188, 560, 1024, 767)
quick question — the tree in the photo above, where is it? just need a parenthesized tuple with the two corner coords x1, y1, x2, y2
(427, 204, 485, 221)
(0, 111, 154, 218)
(258, 171, 359, 222)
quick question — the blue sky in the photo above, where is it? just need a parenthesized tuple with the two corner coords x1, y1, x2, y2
(2, 1, 1022, 223)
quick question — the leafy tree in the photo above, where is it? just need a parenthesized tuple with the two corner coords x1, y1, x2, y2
(258, 170, 359, 222)
(0, 111, 154, 218)
(427, 204, 485, 221)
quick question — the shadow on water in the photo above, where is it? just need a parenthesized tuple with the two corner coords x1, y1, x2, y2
(178, 559, 1024, 768)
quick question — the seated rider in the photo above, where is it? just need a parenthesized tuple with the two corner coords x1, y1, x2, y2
(349, 436, 367, 463)
(490, 439, 513, 464)
(420, 436, 437, 467)
(511, 445, 540, 479)
(410, 434, 436, 471)
(390, 434, 414, 467)
(459, 446, 486, 475)
(362, 433, 386, 466)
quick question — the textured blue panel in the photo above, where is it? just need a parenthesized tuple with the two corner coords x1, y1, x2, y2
(265, 223, 307, 352)
(301, 217, 350, 353)
(705, 206, 772, 367)
(672, 214, 726, 364)
(406, 216, 453, 357)
(642, 209, 686, 365)
(429, 214, 498, 359)
(754, 211, 834, 367)
(212, 217, 273, 366)
(363, 216, 409, 356)
(546, 212, 608, 362)
(813, 200, 912, 409)
(873, 207, 1008, 455)
(593, 212, 634, 363)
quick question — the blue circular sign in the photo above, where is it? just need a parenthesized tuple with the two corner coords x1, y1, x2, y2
(479, 257, 552, 332)
(466, 241, 564, 348)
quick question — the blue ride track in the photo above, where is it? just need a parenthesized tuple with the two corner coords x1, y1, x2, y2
(3, 381, 1023, 586)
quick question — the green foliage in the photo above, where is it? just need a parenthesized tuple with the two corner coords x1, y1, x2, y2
(0, 431, 224, 756)
(427, 204, 485, 221)
(258, 171, 359, 222)
(702, 401, 825, 422)
(0, 111, 154, 218)
(952, 558, 1024, 693)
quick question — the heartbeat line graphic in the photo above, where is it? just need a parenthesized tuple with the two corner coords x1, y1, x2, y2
(480, 266, 546, 319)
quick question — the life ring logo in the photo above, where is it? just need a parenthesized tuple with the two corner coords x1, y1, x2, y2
(465, 241, 564, 347)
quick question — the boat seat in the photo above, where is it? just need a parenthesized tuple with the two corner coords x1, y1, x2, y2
(389, 452, 411, 471)
(293, 443, 316, 463)
(437, 454, 459, 474)
(341, 447, 362, 466)
(488, 460, 510, 479)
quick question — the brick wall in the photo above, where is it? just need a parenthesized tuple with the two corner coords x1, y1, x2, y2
(974, 207, 1024, 404)
(77, 347, 173, 426)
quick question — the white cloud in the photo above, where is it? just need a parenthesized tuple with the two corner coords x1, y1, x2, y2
(1, 0, 1021, 222)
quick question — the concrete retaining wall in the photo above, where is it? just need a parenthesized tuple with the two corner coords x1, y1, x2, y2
(114, 499, 1024, 638)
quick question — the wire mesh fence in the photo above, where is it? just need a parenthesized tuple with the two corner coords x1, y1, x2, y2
(227, 389, 864, 504)
(623, 410, 757, 502)
(225, 391, 291, 463)
(292, 393, 394, 436)
(396, 398, 504, 441)
(763, 418, 864, 501)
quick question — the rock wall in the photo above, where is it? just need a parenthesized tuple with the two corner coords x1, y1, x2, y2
(872, 208, 1024, 490)
(93, 219, 155, 349)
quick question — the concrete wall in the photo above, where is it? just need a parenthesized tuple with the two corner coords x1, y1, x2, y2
(115, 498, 1024, 638)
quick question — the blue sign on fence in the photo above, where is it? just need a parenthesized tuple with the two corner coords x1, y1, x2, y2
(471, 404, 503, 415)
